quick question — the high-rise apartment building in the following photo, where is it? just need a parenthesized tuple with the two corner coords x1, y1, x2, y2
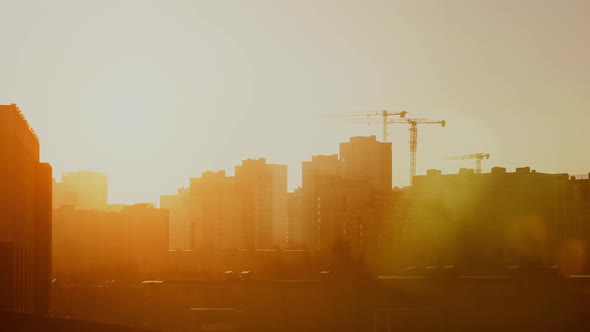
(235, 158, 288, 249)
(53, 170, 108, 210)
(185, 159, 288, 251)
(0, 104, 52, 315)
(122, 204, 169, 279)
(287, 187, 303, 249)
(409, 167, 576, 271)
(53, 203, 169, 281)
(339, 135, 392, 191)
(301, 154, 340, 251)
(300, 136, 394, 256)
(189, 171, 241, 250)
(160, 187, 191, 250)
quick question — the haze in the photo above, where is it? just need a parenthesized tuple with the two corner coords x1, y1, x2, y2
(1, 0, 588, 205)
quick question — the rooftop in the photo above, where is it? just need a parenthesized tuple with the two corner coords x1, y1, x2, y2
(0, 103, 39, 142)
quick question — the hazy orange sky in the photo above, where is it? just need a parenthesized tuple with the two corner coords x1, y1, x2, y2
(1, 0, 589, 205)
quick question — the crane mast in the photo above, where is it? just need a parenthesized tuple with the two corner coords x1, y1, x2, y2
(409, 122, 418, 185)
(382, 111, 388, 143)
(388, 118, 445, 185)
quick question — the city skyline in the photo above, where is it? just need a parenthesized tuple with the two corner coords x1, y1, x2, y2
(1, 0, 589, 204)
(3, 2, 590, 331)
(46, 134, 590, 209)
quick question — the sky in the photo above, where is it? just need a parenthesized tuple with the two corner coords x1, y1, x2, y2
(1, 0, 589, 205)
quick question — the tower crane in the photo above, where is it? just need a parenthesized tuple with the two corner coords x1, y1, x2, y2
(321, 110, 407, 142)
(331, 116, 446, 185)
(447, 153, 490, 174)
(390, 118, 446, 185)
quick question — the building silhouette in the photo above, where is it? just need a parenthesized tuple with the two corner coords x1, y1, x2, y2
(166, 158, 289, 252)
(160, 187, 191, 250)
(0, 104, 52, 315)
(407, 167, 590, 273)
(301, 136, 393, 260)
(287, 187, 303, 249)
(53, 170, 108, 210)
(234, 158, 288, 249)
(189, 170, 241, 250)
(302, 154, 340, 251)
(123, 204, 170, 279)
(339, 135, 392, 191)
(52, 203, 169, 282)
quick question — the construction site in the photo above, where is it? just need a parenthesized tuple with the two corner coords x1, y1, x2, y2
(293, 109, 590, 275)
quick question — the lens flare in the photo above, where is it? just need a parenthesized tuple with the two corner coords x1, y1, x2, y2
(508, 214, 548, 259)
(558, 240, 587, 276)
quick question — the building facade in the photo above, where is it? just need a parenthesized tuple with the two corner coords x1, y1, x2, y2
(0, 104, 52, 315)
(52, 203, 169, 282)
(300, 136, 394, 264)
(53, 170, 108, 210)
(183, 159, 288, 251)
(160, 187, 191, 250)
(287, 187, 303, 249)
(339, 135, 392, 191)
(189, 170, 241, 250)
(301, 154, 340, 251)
(234, 158, 288, 249)
(408, 167, 585, 272)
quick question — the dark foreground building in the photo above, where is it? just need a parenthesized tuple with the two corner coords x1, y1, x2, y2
(51, 270, 590, 332)
(0, 310, 158, 332)
(0, 104, 52, 315)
